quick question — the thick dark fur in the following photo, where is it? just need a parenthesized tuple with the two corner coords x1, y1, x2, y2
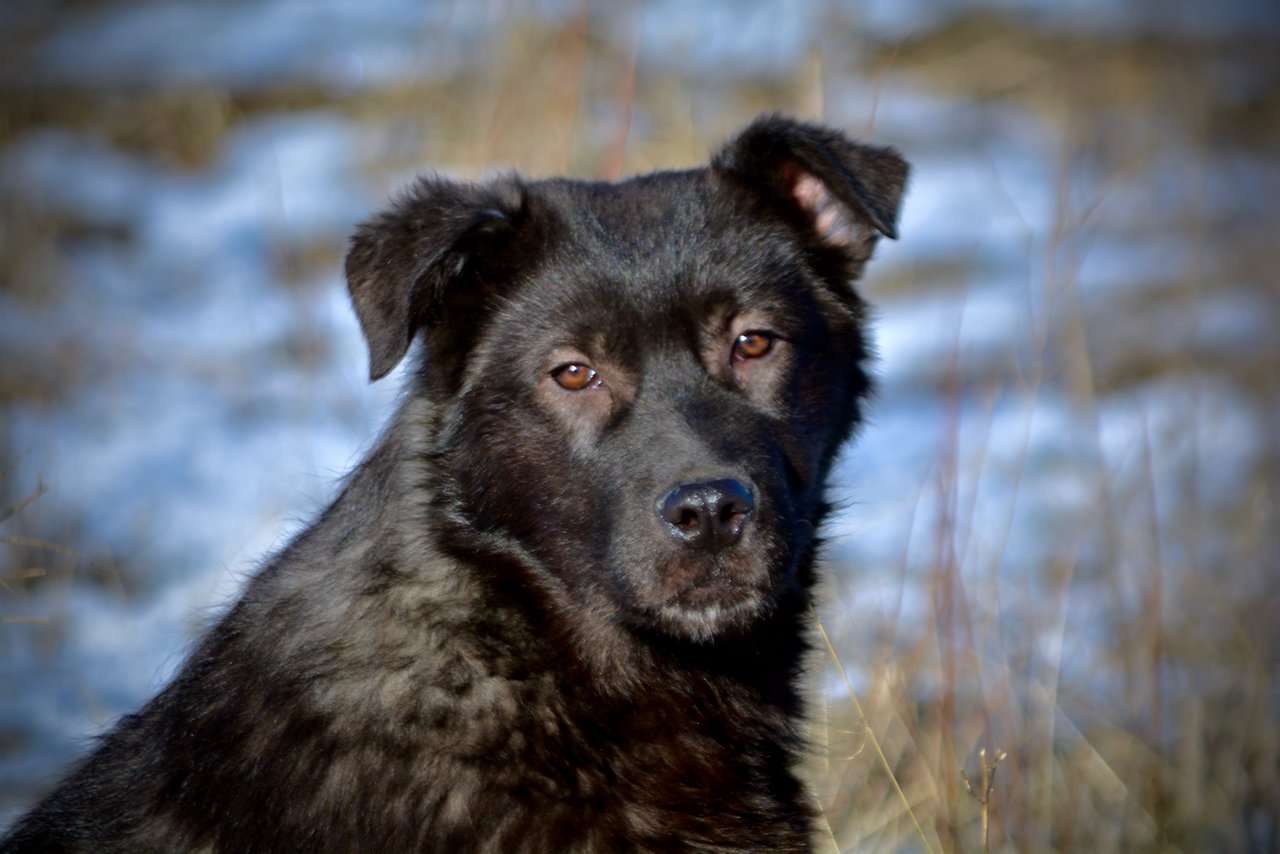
(3, 115, 907, 853)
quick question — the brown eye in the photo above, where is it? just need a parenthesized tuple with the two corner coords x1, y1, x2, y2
(552, 363, 601, 391)
(732, 331, 775, 362)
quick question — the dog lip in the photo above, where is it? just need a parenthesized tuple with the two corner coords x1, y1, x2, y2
(654, 587, 767, 636)
(670, 571, 764, 608)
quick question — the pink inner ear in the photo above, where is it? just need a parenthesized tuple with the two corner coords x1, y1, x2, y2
(782, 162, 857, 249)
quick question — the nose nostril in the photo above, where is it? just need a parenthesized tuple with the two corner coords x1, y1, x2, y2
(658, 479, 755, 553)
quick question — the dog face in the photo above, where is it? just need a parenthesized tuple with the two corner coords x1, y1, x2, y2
(346, 116, 907, 643)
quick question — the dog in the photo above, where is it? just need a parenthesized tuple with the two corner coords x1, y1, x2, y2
(3, 114, 907, 853)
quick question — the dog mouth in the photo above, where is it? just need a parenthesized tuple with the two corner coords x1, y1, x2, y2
(672, 572, 759, 607)
(646, 566, 772, 641)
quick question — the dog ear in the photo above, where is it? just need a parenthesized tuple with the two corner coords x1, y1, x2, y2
(345, 176, 523, 381)
(713, 114, 908, 264)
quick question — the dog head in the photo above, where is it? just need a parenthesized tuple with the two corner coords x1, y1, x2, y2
(345, 115, 907, 644)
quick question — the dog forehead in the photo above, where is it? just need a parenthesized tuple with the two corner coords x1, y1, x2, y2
(541, 170, 714, 233)
(520, 172, 803, 313)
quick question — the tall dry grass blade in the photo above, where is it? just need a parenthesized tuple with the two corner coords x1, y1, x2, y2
(812, 606, 936, 854)
(0, 478, 47, 525)
(961, 746, 1008, 853)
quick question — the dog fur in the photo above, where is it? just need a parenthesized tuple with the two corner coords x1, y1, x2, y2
(3, 114, 907, 853)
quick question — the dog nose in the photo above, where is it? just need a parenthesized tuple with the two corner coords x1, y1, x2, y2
(658, 479, 755, 553)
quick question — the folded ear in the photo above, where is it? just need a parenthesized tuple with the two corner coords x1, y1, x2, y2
(713, 114, 908, 269)
(345, 176, 524, 381)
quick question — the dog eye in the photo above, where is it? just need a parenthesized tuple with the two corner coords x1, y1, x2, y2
(552, 363, 603, 391)
(732, 331, 775, 362)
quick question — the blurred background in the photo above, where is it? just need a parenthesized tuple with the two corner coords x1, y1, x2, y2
(1, 1, 1277, 850)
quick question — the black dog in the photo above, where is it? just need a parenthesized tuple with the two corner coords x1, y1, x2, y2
(4, 115, 906, 853)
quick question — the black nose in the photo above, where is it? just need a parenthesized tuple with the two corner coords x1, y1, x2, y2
(658, 479, 755, 554)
